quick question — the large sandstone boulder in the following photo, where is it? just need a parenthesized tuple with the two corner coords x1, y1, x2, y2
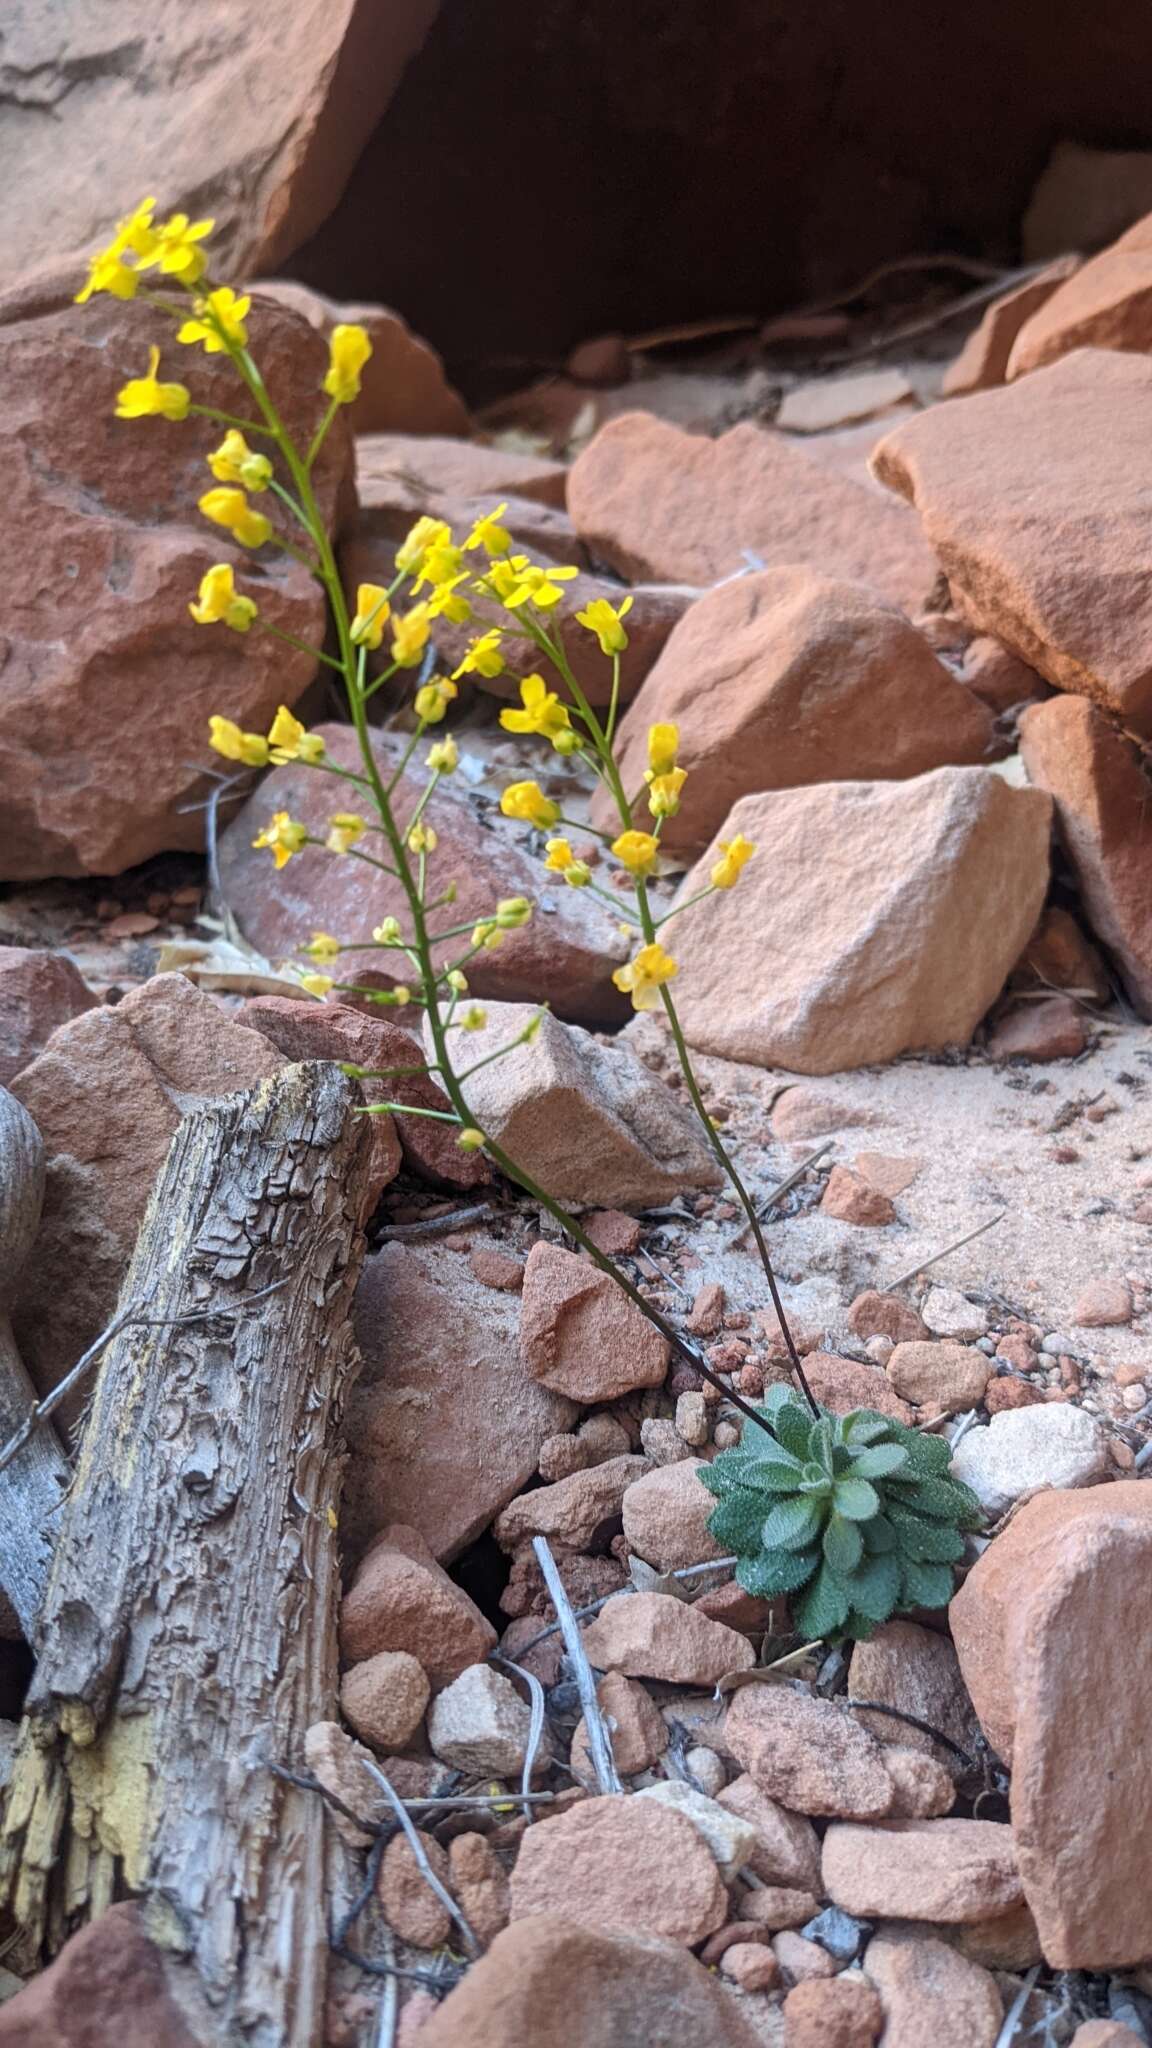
(218, 726, 629, 1027)
(1019, 695, 1152, 1016)
(1007, 212, 1152, 378)
(950, 1484, 1152, 1968)
(873, 350, 1152, 733)
(591, 567, 993, 854)
(346, 1241, 576, 1561)
(568, 413, 938, 613)
(257, 281, 468, 433)
(661, 767, 1051, 1073)
(0, 2, 436, 290)
(10, 975, 285, 1403)
(0, 279, 352, 879)
(428, 1002, 721, 1206)
(417, 1914, 763, 2048)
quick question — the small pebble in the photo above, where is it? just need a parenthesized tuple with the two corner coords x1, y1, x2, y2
(1121, 1384, 1148, 1411)
(713, 1421, 741, 1450)
(675, 1391, 710, 1447)
(1041, 1332, 1077, 1356)
(686, 1745, 728, 1797)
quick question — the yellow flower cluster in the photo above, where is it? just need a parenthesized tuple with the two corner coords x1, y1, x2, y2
(644, 723, 686, 818)
(500, 781, 560, 830)
(208, 705, 325, 773)
(499, 675, 572, 747)
(76, 198, 213, 303)
(711, 834, 755, 889)
(544, 838, 592, 888)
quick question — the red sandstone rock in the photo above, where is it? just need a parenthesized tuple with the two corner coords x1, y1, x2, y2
(0, 1903, 202, 2047)
(620, 1458, 725, 1571)
(942, 257, 1080, 394)
(822, 1818, 1022, 1921)
(518, 1240, 669, 1402)
(862, 1929, 1003, 2048)
(886, 1341, 991, 1412)
(580, 1590, 754, 1686)
(0, 947, 97, 1086)
(820, 1166, 896, 1227)
(340, 1522, 497, 1685)
(783, 1976, 884, 2047)
(258, 282, 469, 434)
(986, 996, 1089, 1061)
(847, 1621, 981, 1773)
(1008, 213, 1152, 377)
(509, 1796, 727, 1946)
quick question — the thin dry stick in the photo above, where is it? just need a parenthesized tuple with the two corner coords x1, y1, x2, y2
(360, 1761, 479, 1957)
(373, 1933, 398, 2048)
(725, 1142, 834, 1249)
(532, 1536, 621, 1796)
(884, 1212, 1005, 1294)
(993, 1965, 1042, 2048)
(504, 1554, 738, 1663)
(493, 1653, 548, 1824)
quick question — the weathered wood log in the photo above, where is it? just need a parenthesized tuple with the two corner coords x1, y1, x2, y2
(0, 1062, 373, 2047)
(0, 1088, 71, 1639)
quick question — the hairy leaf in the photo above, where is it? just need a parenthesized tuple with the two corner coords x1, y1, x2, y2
(735, 1546, 820, 1599)
(708, 1491, 773, 1551)
(899, 1558, 956, 1610)
(843, 1411, 894, 1446)
(762, 1496, 823, 1552)
(823, 1513, 864, 1575)
(849, 1442, 909, 1481)
(772, 1403, 815, 1463)
(833, 1476, 880, 1521)
(843, 1551, 902, 1622)
(886, 1504, 966, 1564)
(794, 1562, 853, 1639)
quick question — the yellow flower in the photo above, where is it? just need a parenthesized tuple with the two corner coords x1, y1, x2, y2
(647, 767, 687, 819)
(252, 810, 308, 868)
(392, 604, 432, 669)
(498, 674, 572, 746)
(75, 196, 157, 303)
(190, 564, 257, 632)
(390, 986, 412, 1007)
(612, 941, 679, 1012)
(207, 428, 271, 491)
(611, 829, 660, 878)
(303, 932, 341, 961)
(496, 561, 579, 612)
(198, 487, 273, 549)
(138, 209, 214, 283)
(495, 896, 532, 928)
(373, 919, 402, 944)
(323, 323, 372, 405)
(208, 716, 269, 767)
(544, 838, 592, 887)
(457, 1127, 487, 1151)
(412, 538, 465, 593)
(408, 823, 438, 854)
(395, 515, 452, 576)
(446, 969, 469, 992)
(471, 921, 504, 951)
(459, 1005, 488, 1031)
(350, 583, 391, 649)
(299, 973, 334, 999)
(500, 781, 560, 830)
(711, 833, 755, 889)
(178, 286, 250, 353)
(327, 813, 367, 855)
(268, 705, 325, 765)
(115, 345, 190, 422)
(452, 629, 504, 680)
(427, 735, 459, 774)
(464, 503, 511, 557)
(576, 594, 633, 654)
(414, 676, 457, 723)
(427, 576, 472, 625)
(647, 723, 679, 776)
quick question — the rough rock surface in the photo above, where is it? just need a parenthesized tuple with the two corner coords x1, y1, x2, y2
(593, 568, 993, 854)
(848, 1622, 981, 1776)
(257, 280, 469, 434)
(219, 726, 628, 1028)
(950, 1484, 1152, 1967)
(986, 995, 1089, 1062)
(886, 1341, 991, 1413)
(942, 257, 1080, 394)
(11, 973, 283, 1401)
(339, 1524, 497, 1686)
(509, 1796, 728, 1945)
(356, 433, 569, 511)
(725, 1687, 899, 1820)
(240, 995, 485, 1189)
(580, 1591, 754, 1686)
(429, 1002, 721, 1206)
(427, 1664, 535, 1776)
(415, 1915, 764, 2048)
(634, 1780, 758, 1881)
(568, 414, 938, 612)
(663, 769, 1051, 1073)
(494, 1455, 648, 1556)
(0, 5, 437, 291)
(950, 1403, 1112, 1516)
(0, 947, 97, 1086)
(862, 1929, 1003, 2048)
(799, 1353, 914, 1424)
(621, 1459, 725, 1571)
(716, 1776, 822, 1890)
(378, 1828, 452, 1947)
(873, 350, 1152, 733)
(348, 1244, 576, 1561)
(0, 281, 351, 879)
(782, 1975, 884, 2047)
(1007, 213, 1152, 378)
(0, 1903, 202, 2048)
(448, 1833, 512, 1950)
(1019, 695, 1152, 1016)
(518, 1241, 669, 1402)
(570, 1672, 668, 1779)
(339, 1651, 429, 1753)
(822, 1818, 1022, 1921)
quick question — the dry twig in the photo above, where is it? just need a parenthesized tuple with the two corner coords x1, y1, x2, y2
(361, 1761, 479, 1957)
(532, 1536, 622, 1795)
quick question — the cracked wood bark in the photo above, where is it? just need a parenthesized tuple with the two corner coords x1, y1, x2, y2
(0, 1061, 373, 2048)
(0, 1087, 71, 1640)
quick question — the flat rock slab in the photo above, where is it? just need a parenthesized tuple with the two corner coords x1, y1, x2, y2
(822, 1818, 1022, 1922)
(509, 1795, 728, 1945)
(874, 349, 1152, 733)
(951, 1484, 1152, 1967)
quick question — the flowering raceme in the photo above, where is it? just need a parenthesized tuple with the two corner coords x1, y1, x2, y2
(712, 834, 756, 889)
(178, 287, 250, 353)
(499, 675, 572, 746)
(115, 346, 190, 422)
(190, 564, 257, 632)
(207, 431, 271, 491)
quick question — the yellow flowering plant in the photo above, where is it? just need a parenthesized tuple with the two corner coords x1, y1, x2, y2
(78, 199, 818, 1431)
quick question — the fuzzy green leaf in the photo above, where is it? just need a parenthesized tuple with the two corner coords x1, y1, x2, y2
(848, 1442, 909, 1480)
(794, 1562, 853, 1639)
(762, 1496, 823, 1552)
(734, 1458, 807, 1496)
(891, 1428, 953, 1476)
(843, 1411, 894, 1446)
(842, 1551, 902, 1622)
(735, 1546, 820, 1598)
(823, 1513, 864, 1575)
(887, 1472, 982, 1524)
(707, 1491, 773, 1551)
(862, 1513, 898, 1555)
(886, 1505, 966, 1564)
(833, 1476, 880, 1521)
(772, 1404, 815, 1463)
(843, 1611, 880, 1641)
(899, 1559, 956, 1610)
